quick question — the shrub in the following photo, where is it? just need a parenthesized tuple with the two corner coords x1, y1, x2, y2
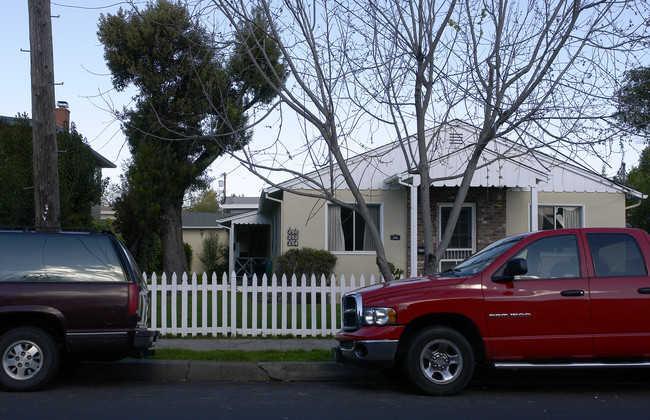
(199, 232, 229, 275)
(388, 262, 405, 280)
(276, 248, 337, 284)
(184, 242, 193, 270)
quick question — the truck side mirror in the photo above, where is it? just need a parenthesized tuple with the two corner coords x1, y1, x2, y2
(492, 258, 527, 283)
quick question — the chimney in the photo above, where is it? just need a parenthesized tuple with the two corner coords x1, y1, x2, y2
(55, 101, 70, 132)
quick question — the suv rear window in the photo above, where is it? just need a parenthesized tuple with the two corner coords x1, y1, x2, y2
(0, 233, 127, 283)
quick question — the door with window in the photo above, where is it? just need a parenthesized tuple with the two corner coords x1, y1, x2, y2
(483, 233, 593, 360)
(586, 232, 650, 358)
(438, 204, 475, 271)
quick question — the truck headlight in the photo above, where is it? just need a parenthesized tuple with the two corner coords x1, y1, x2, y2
(363, 307, 396, 326)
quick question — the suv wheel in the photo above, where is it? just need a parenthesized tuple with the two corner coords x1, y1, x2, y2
(0, 327, 60, 391)
(405, 326, 475, 396)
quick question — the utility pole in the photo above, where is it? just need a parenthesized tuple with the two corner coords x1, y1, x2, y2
(218, 172, 227, 204)
(28, 0, 60, 227)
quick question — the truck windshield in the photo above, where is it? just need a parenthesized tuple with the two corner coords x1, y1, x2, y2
(445, 235, 525, 276)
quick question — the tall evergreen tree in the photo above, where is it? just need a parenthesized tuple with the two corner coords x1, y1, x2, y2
(98, 1, 285, 275)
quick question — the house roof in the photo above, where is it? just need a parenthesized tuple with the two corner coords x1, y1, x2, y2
(264, 120, 645, 199)
(213, 209, 272, 226)
(182, 211, 230, 228)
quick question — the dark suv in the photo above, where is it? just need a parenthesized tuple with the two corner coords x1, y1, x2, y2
(0, 228, 158, 391)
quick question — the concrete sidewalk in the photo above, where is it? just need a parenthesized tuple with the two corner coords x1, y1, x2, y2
(73, 338, 385, 384)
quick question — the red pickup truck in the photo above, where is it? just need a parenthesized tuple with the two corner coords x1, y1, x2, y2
(333, 228, 650, 395)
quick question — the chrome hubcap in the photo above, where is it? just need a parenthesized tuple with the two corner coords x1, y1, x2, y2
(419, 339, 463, 384)
(3, 340, 43, 381)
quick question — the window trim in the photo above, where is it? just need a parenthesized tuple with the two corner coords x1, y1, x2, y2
(325, 203, 383, 254)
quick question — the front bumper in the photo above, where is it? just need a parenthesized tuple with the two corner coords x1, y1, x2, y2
(332, 339, 399, 369)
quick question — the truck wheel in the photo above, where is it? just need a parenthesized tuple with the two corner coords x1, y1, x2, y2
(405, 326, 475, 396)
(0, 327, 60, 391)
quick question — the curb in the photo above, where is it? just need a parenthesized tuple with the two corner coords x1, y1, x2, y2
(73, 360, 386, 383)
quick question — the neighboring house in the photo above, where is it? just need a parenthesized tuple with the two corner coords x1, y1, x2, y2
(182, 196, 262, 275)
(222, 196, 260, 215)
(220, 120, 645, 280)
(182, 211, 231, 274)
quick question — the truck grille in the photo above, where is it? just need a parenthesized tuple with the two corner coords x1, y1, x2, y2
(342, 293, 362, 331)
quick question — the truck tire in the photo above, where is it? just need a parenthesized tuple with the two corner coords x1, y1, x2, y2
(0, 327, 60, 391)
(405, 326, 475, 396)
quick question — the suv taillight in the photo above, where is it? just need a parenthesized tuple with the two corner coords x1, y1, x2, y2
(128, 283, 140, 316)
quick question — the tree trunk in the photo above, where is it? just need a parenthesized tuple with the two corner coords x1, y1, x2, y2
(160, 200, 189, 281)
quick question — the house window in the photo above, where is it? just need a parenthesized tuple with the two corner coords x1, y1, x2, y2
(538, 206, 582, 230)
(328, 204, 381, 252)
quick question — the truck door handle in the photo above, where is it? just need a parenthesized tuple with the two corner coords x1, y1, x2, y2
(561, 290, 585, 297)
(638, 288, 650, 294)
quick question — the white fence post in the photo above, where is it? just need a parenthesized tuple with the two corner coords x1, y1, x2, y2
(290, 274, 298, 336)
(242, 274, 250, 336)
(230, 273, 238, 337)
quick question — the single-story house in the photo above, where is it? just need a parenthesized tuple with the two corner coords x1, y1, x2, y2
(218, 121, 647, 279)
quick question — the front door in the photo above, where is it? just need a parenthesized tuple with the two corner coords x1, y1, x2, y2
(234, 224, 270, 279)
(483, 233, 593, 360)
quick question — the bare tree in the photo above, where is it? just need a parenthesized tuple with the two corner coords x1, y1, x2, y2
(212, 0, 397, 281)
(429, 0, 649, 269)
(347, 0, 649, 274)
(206, 0, 647, 280)
(346, 0, 462, 275)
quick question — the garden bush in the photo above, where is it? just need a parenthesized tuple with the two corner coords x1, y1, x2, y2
(276, 247, 337, 285)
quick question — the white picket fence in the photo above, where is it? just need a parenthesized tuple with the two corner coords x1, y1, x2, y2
(146, 272, 383, 337)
